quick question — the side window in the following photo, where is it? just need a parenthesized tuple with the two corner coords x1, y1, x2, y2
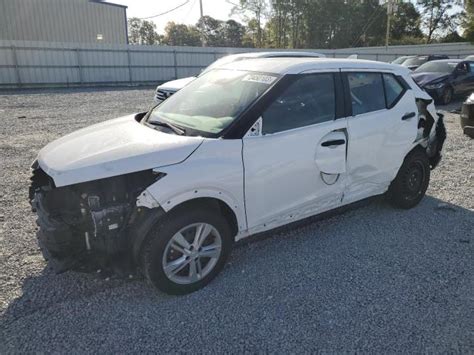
(347, 73, 385, 115)
(262, 74, 335, 134)
(383, 74, 405, 108)
(457, 62, 469, 74)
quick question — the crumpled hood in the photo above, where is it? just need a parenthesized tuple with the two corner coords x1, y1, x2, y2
(38, 114, 204, 187)
(412, 72, 450, 86)
(158, 76, 196, 92)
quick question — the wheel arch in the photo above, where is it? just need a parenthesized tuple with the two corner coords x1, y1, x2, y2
(131, 196, 241, 263)
(167, 197, 240, 240)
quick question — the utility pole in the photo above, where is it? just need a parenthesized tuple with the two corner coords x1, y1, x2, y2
(199, 0, 205, 47)
(385, 0, 393, 50)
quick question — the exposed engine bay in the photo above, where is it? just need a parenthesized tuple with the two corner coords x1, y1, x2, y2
(29, 165, 160, 272)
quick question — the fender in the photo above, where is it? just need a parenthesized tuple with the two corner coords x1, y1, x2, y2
(136, 138, 247, 234)
(137, 185, 247, 233)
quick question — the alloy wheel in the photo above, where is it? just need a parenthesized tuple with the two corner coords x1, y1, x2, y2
(162, 223, 222, 285)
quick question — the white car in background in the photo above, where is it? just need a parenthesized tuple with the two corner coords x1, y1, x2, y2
(154, 51, 326, 103)
(31, 58, 446, 295)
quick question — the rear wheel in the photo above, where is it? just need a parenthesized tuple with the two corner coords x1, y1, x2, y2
(386, 149, 430, 209)
(141, 207, 233, 295)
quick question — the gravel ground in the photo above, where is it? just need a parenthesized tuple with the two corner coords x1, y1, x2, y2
(0, 88, 473, 353)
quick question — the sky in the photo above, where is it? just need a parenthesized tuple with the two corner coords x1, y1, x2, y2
(111, 0, 238, 34)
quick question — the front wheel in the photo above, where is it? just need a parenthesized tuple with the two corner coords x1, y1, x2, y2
(141, 207, 233, 295)
(386, 149, 430, 209)
(441, 87, 453, 105)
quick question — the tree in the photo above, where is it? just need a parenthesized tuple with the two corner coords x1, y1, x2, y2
(390, 2, 423, 41)
(128, 18, 142, 44)
(462, 0, 474, 42)
(162, 22, 201, 46)
(243, 18, 264, 47)
(127, 18, 160, 45)
(221, 20, 246, 47)
(440, 30, 467, 43)
(231, 0, 268, 47)
(418, 0, 459, 43)
(197, 16, 222, 46)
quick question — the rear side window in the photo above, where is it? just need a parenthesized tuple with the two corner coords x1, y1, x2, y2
(262, 74, 335, 134)
(383, 74, 405, 108)
(347, 73, 385, 115)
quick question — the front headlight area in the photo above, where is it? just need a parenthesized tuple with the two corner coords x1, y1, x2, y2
(424, 82, 446, 90)
(30, 168, 160, 270)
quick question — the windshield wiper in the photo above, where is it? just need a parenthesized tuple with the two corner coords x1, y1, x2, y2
(150, 120, 185, 135)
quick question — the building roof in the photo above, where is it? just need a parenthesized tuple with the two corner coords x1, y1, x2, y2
(89, 0, 127, 9)
(220, 57, 411, 75)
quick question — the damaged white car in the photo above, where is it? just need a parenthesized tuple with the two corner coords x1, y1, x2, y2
(30, 58, 446, 295)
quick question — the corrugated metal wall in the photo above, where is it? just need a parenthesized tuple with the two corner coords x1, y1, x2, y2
(0, 0, 127, 44)
(1, 40, 473, 89)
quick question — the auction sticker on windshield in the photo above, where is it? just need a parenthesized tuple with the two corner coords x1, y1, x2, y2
(242, 74, 277, 84)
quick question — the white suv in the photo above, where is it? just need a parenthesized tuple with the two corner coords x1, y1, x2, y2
(30, 58, 445, 295)
(154, 51, 326, 103)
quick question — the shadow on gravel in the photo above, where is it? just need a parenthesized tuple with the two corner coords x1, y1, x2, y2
(1, 195, 473, 353)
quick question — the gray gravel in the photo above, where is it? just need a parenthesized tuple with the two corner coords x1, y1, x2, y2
(1, 88, 473, 353)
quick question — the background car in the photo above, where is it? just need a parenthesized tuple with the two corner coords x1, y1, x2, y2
(391, 55, 416, 65)
(154, 51, 326, 103)
(411, 59, 474, 105)
(465, 55, 474, 60)
(402, 54, 449, 70)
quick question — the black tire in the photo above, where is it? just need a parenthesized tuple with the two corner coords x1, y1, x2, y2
(140, 206, 233, 295)
(386, 148, 430, 209)
(441, 86, 453, 105)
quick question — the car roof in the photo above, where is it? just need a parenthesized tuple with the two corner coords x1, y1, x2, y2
(219, 57, 410, 75)
(425, 59, 462, 63)
(228, 51, 326, 59)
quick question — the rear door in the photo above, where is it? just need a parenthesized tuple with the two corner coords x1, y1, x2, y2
(243, 71, 348, 233)
(342, 71, 418, 204)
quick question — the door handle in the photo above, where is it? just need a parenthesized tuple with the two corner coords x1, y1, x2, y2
(401, 112, 416, 121)
(321, 139, 345, 147)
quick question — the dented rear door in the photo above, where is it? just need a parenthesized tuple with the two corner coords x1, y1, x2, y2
(343, 71, 418, 204)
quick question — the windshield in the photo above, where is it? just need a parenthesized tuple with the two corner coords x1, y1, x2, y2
(148, 69, 278, 135)
(403, 57, 427, 66)
(415, 61, 457, 73)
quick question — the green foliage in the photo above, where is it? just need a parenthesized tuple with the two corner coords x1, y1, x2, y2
(128, 1, 469, 48)
(162, 22, 201, 46)
(390, 2, 423, 40)
(127, 18, 160, 45)
(462, 0, 474, 42)
(440, 31, 467, 43)
(418, 0, 459, 43)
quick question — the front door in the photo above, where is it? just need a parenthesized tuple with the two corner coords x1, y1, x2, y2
(453, 61, 474, 94)
(342, 71, 419, 203)
(242, 72, 348, 233)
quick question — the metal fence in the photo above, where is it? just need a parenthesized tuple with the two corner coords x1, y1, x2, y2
(1, 40, 473, 89)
